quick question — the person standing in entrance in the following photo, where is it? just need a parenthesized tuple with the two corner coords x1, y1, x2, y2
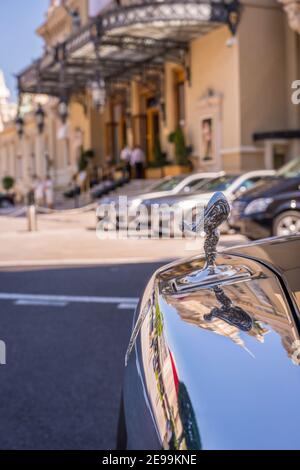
(131, 145, 145, 179)
(44, 175, 54, 209)
(120, 145, 132, 180)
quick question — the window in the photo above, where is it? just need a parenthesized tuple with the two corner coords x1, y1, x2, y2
(197, 175, 237, 192)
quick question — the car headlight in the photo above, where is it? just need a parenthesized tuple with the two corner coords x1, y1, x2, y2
(244, 198, 273, 215)
(130, 198, 142, 209)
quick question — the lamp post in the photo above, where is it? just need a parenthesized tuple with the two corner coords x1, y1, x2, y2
(90, 79, 106, 112)
(15, 115, 24, 139)
(58, 98, 70, 176)
(35, 104, 45, 134)
(35, 104, 46, 177)
(58, 98, 69, 124)
(15, 113, 28, 187)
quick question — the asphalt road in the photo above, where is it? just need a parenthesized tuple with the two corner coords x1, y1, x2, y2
(0, 263, 162, 450)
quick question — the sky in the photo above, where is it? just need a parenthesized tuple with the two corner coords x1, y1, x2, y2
(0, 0, 49, 100)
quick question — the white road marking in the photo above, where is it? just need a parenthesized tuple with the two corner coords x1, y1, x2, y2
(118, 303, 137, 310)
(0, 293, 139, 305)
(15, 300, 68, 307)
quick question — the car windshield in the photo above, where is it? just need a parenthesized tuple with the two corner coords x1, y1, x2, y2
(189, 178, 216, 192)
(196, 175, 237, 192)
(277, 158, 300, 178)
(150, 176, 185, 191)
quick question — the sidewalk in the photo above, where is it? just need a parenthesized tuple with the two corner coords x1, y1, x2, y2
(0, 178, 248, 268)
(0, 208, 248, 268)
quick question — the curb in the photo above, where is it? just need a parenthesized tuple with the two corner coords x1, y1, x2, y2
(0, 257, 174, 269)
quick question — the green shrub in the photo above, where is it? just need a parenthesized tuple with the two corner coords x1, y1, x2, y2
(173, 126, 189, 166)
(78, 151, 88, 172)
(168, 127, 189, 165)
(2, 176, 15, 191)
(83, 149, 95, 160)
(77, 148, 96, 172)
(152, 135, 166, 168)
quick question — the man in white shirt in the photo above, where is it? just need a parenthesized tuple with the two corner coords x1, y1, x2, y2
(120, 145, 132, 179)
(131, 146, 146, 179)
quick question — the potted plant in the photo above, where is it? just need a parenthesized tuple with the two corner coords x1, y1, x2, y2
(145, 136, 167, 179)
(2, 176, 15, 193)
(166, 127, 191, 176)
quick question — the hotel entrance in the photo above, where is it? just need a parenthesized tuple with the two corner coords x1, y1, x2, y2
(146, 97, 160, 163)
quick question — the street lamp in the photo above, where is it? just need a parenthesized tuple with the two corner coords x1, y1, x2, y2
(58, 98, 69, 124)
(35, 104, 45, 134)
(15, 115, 24, 139)
(90, 79, 106, 112)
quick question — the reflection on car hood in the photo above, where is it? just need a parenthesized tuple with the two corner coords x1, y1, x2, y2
(132, 236, 300, 449)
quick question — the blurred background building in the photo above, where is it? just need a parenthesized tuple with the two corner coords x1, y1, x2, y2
(0, 0, 300, 194)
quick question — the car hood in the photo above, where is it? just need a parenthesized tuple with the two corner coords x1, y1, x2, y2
(101, 190, 176, 206)
(237, 176, 300, 202)
(141, 191, 221, 208)
(129, 236, 300, 450)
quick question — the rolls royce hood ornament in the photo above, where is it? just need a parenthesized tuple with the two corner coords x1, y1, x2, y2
(190, 191, 231, 270)
(166, 192, 254, 293)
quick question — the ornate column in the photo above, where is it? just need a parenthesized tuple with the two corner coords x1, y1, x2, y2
(279, 0, 300, 33)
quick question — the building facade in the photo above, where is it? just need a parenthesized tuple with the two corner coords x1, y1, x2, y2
(1, 0, 300, 194)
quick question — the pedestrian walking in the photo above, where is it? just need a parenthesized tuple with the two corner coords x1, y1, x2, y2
(131, 145, 145, 179)
(120, 145, 132, 179)
(44, 175, 54, 209)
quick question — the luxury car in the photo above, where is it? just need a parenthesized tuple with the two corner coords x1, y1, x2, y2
(230, 158, 300, 239)
(128, 170, 275, 217)
(97, 172, 223, 229)
(0, 193, 14, 208)
(133, 170, 275, 235)
(118, 193, 300, 450)
(99, 172, 224, 204)
(88, 175, 130, 200)
(176, 170, 275, 211)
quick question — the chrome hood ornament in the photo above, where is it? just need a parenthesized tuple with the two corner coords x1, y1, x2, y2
(197, 192, 231, 270)
(184, 191, 231, 271)
(165, 193, 255, 293)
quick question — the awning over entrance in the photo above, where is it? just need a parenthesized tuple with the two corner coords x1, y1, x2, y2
(18, 0, 240, 98)
(254, 130, 300, 141)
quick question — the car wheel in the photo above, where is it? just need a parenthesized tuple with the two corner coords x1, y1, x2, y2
(273, 211, 300, 237)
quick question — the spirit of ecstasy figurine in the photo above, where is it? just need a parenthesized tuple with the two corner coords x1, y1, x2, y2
(163, 191, 252, 294)
(184, 192, 231, 271)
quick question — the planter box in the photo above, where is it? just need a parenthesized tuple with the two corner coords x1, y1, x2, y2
(163, 165, 190, 177)
(145, 167, 164, 179)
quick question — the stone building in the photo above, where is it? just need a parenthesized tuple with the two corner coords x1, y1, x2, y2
(1, 0, 300, 192)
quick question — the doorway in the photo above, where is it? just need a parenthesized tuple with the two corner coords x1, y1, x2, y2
(146, 106, 160, 163)
(264, 140, 288, 170)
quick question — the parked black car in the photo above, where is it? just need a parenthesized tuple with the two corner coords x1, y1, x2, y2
(118, 223, 300, 449)
(0, 193, 14, 208)
(91, 176, 130, 200)
(230, 159, 300, 239)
